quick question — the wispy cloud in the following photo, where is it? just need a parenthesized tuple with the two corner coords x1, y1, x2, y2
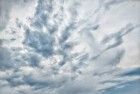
(0, 0, 140, 94)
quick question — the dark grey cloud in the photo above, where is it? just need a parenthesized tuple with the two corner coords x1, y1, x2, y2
(24, 29, 54, 57)
(120, 67, 140, 76)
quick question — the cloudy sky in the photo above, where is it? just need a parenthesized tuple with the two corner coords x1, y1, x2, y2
(0, 0, 140, 94)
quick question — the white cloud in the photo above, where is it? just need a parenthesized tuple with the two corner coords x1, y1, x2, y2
(0, 0, 140, 94)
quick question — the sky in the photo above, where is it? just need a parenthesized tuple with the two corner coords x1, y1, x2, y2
(0, 0, 140, 94)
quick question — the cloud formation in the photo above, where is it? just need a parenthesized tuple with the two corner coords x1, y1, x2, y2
(0, 0, 140, 94)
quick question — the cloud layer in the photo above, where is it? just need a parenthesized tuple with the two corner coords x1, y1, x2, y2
(0, 0, 140, 94)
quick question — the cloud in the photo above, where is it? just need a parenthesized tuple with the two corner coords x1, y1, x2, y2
(0, 0, 11, 31)
(24, 29, 54, 57)
(0, 0, 140, 94)
(0, 47, 14, 69)
(0, 0, 36, 31)
(103, 80, 140, 94)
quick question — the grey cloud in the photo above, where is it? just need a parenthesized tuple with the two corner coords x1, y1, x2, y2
(32, 0, 53, 30)
(102, 80, 140, 94)
(120, 67, 140, 76)
(24, 29, 54, 57)
(0, 0, 140, 94)
(0, 47, 14, 69)
(56, 78, 96, 94)
(101, 24, 135, 50)
(0, 0, 11, 31)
